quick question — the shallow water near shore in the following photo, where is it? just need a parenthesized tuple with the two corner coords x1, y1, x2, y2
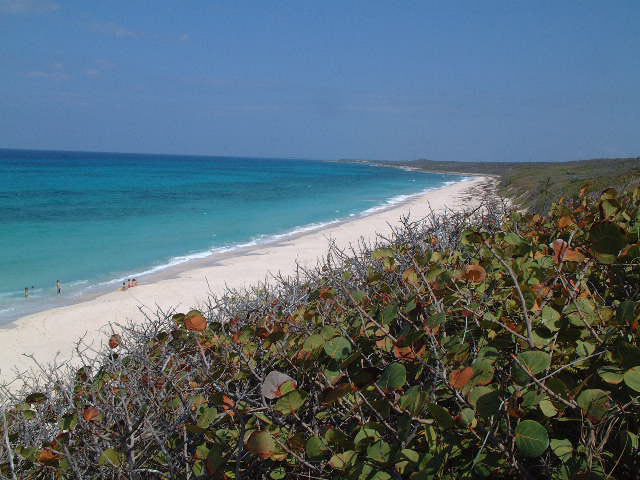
(0, 149, 462, 324)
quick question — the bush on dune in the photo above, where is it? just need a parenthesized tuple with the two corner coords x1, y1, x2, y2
(1, 186, 640, 479)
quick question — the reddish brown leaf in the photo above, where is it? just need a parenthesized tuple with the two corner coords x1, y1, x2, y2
(184, 312, 208, 332)
(558, 216, 574, 228)
(550, 239, 568, 264)
(222, 395, 236, 417)
(463, 264, 486, 283)
(394, 342, 426, 362)
(37, 447, 59, 464)
(83, 407, 100, 422)
(108, 334, 121, 349)
(564, 248, 586, 262)
(450, 367, 474, 389)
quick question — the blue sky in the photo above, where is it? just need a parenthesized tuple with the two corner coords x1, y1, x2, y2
(1, 1, 639, 162)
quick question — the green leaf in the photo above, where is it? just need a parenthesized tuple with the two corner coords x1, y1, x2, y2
(354, 427, 382, 451)
(399, 386, 424, 415)
(598, 365, 624, 385)
(247, 430, 277, 460)
(577, 389, 610, 421)
(196, 406, 217, 429)
(427, 312, 446, 329)
(468, 386, 494, 409)
(475, 389, 500, 418)
(541, 306, 561, 332)
(623, 366, 640, 392)
(372, 247, 394, 259)
(514, 350, 550, 383)
(504, 232, 527, 246)
(302, 334, 324, 352)
(400, 448, 420, 463)
(427, 403, 454, 430)
(25, 392, 47, 404)
(550, 438, 573, 463)
(539, 399, 558, 417)
(589, 221, 627, 262)
(324, 336, 352, 360)
(98, 448, 125, 467)
(377, 362, 406, 390)
(328, 450, 358, 470)
(275, 390, 308, 415)
(270, 466, 286, 479)
(367, 439, 391, 464)
(515, 420, 549, 458)
(305, 435, 328, 459)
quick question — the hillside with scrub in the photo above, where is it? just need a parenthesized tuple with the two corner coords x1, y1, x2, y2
(377, 157, 640, 214)
(1, 182, 640, 479)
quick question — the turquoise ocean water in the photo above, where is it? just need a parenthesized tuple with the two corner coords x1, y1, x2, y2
(0, 149, 463, 324)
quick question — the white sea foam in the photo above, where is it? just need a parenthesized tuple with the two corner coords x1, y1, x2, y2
(94, 176, 470, 286)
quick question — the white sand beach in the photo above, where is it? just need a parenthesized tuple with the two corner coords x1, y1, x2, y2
(0, 176, 493, 384)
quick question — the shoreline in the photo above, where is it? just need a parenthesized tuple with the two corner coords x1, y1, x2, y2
(0, 176, 465, 328)
(0, 176, 493, 383)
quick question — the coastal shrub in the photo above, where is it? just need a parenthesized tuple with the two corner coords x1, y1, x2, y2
(1, 186, 640, 479)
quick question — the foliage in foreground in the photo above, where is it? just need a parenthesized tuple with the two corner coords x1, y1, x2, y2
(1, 186, 640, 479)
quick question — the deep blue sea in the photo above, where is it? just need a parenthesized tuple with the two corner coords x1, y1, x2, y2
(0, 149, 463, 324)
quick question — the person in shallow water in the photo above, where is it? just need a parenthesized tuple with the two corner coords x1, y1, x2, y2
(24, 287, 28, 298)
(56, 280, 61, 295)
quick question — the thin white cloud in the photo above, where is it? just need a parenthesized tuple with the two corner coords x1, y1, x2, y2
(0, 0, 59, 14)
(84, 69, 99, 77)
(26, 70, 69, 79)
(91, 22, 139, 39)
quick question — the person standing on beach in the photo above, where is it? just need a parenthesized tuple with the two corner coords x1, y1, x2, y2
(56, 280, 62, 295)
(24, 287, 29, 298)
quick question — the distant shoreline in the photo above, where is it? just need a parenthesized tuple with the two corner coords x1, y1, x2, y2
(0, 176, 493, 382)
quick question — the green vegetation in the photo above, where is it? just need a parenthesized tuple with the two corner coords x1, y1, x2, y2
(2, 184, 640, 479)
(380, 157, 640, 213)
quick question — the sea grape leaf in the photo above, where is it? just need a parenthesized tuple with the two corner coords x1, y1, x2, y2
(25, 393, 47, 404)
(515, 420, 549, 458)
(328, 450, 358, 470)
(539, 399, 558, 417)
(541, 306, 561, 332)
(196, 406, 217, 429)
(623, 366, 640, 392)
(450, 366, 474, 389)
(514, 351, 550, 383)
(261, 371, 296, 399)
(550, 438, 573, 463)
(324, 336, 352, 360)
(577, 389, 610, 421)
(352, 367, 381, 390)
(247, 431, 277, 460)
(589, 221, 627, 262)
(598, 365, 624, 385)
(427, 403, 454, 430)
(98, 448, 125, 467)
(367, 439, 391, 464)
(302, 334, 324, 352)
(354, 427, 382, 451)
(475, 389, 500, 418)
(275, 390, 308, 415)
(305, 435, 328, 459)
(399, 385, 424, 415)
(377, 362, 406, 390)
